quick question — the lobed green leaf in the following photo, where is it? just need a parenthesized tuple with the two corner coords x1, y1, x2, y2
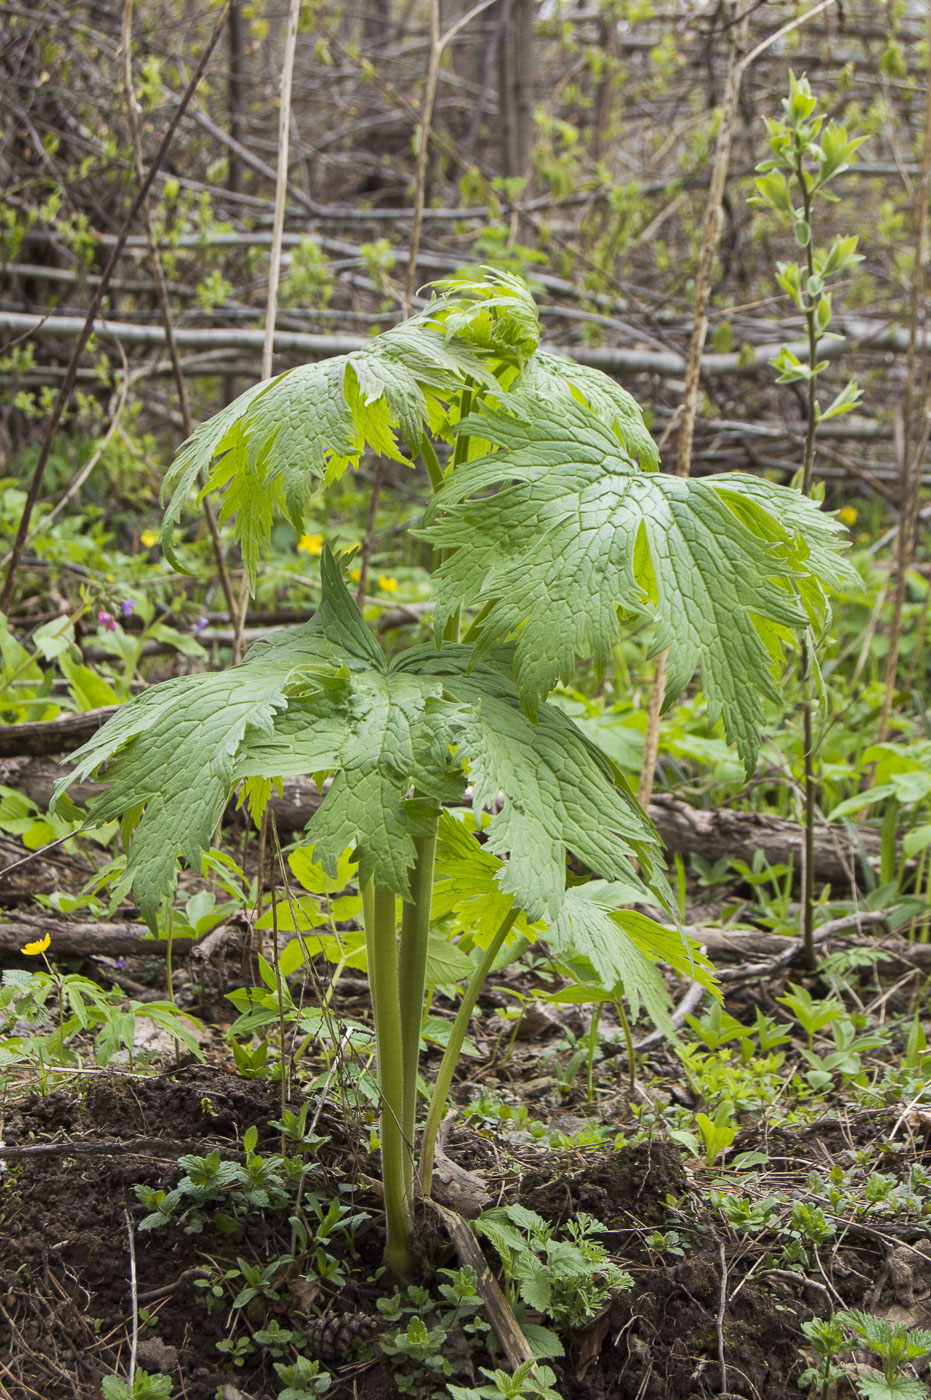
(423, 392, 856, 770)
(59, 553, 666, 925)
(159, 316, 493, 582)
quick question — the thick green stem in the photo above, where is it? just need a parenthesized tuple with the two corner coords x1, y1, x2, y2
(397, 821, 439, 1202)
(614, 996, 636, 1096)
(363, 879, 414, 1279)
(419, 907, 518, 1197)
(420, 435, 445, 493)
(453, 384, 474, 468)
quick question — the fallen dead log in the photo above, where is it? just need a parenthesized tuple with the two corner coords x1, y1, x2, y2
(0, 917, 195, 958)
(2, 307, 927, 379)
(701, 918, 931, 979)
(0, 913, 264, 963)
(8, 759, 326, 836)
(0, 706, 119, 758)
(9, 757, 883, 892)
(0, 1137, 209, 1161)
(647, 792, 880, 889)
(3, 903, 928, 983)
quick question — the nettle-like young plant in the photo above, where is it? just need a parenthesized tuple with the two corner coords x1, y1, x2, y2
(815, 1309, 931, 1400)
(750, 72, 866, 967)
(57, 271, 854, 1278)
(751, 70, 866, 464)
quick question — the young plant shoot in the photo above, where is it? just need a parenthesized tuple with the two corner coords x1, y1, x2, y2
(56, 271, 855, 1279)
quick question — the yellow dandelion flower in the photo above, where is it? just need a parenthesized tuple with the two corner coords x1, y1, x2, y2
(21, 933, 51, 956)
(377, 575, 399, 594)
(838, 506, 858, 527)
(140, 529, 159, 548)
(298, 533, 324, 555)
(349, 567, 362, 583)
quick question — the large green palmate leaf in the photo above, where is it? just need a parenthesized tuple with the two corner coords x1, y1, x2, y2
(53, 618, 340, 923)
(422, 392, 856, 769)
(518, 349, 658, 470)
(57, 555, 665, 928)
(157, 270, 544, 583)
(549, 887, 717, 1031)
(53, 546, 390, 920)
(431, 814, 707, 1024)
(160, 321, 491, 581)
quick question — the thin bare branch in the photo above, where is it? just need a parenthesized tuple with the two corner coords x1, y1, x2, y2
(0, 2, 231, 614)
(638, 0, 752, 811)
(120, 0, 238, 625)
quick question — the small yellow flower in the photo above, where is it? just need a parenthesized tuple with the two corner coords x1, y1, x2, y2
(349, 567, 362, 583)
(298, 533, 324, 556)
(838, 506, 858, 527)
(21, 933, 51, 956)
(377, 575, 399, 594)
(140, 529, 159, 548)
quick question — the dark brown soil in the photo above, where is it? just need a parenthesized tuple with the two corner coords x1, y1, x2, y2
(1, 1067, 316, 1400)
(600, 1261, 804, 1400)
(519, 1139, 689, 1232)
(1, 1068, 928, 1400)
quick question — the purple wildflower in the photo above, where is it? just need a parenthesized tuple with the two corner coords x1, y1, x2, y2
(120, 599, 136, 618)
(97, 610, 117, 632)
(194, 616, 209, 633)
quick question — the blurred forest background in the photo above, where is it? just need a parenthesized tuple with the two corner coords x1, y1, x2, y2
(1, 0, 927, 524)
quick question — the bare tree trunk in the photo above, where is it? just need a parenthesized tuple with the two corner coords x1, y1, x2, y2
(443, 0, 484, 87)
(592, 10, 618, 163)
(227, 0, 244, 194)
(497, 0, 534, 177)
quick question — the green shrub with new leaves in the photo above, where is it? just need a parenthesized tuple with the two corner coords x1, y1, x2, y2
(56, 269, 854, 1278)
(752, 72, 866, 423)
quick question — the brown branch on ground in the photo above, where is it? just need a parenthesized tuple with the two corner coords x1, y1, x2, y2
(425, 1197, 535, 1369)
(2, 755, 891, 891)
